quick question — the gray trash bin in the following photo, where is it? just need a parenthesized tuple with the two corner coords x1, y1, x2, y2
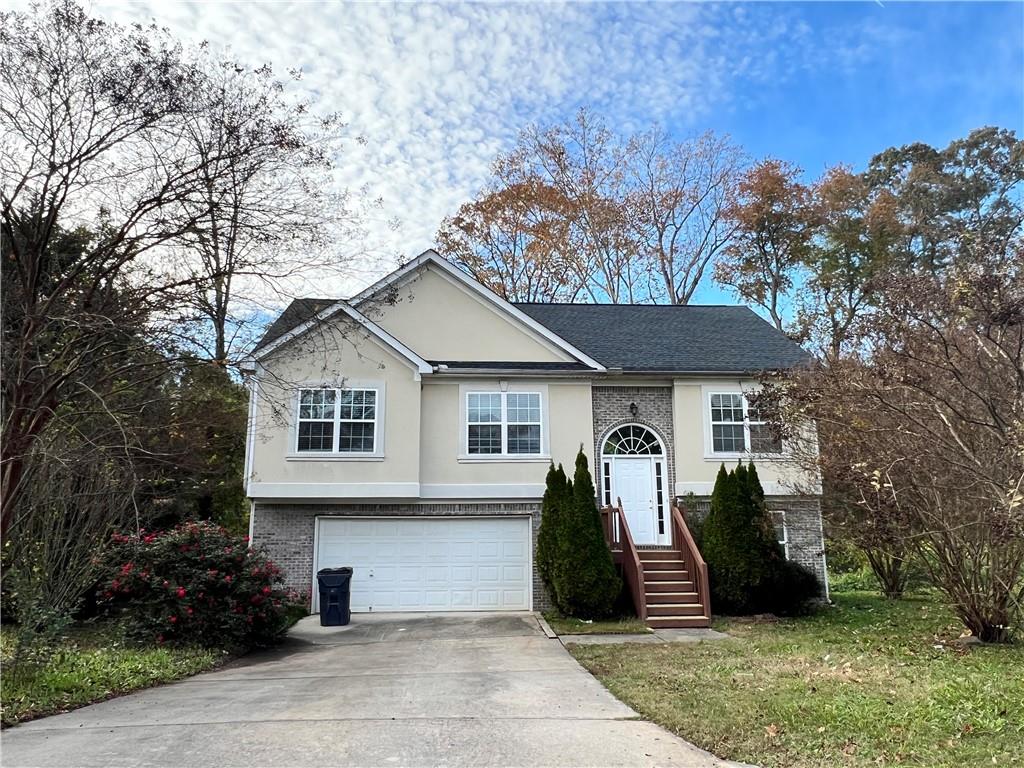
(317, 567, 353, 626)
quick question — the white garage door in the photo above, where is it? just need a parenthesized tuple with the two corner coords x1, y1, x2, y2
(314, 517, 531, 612)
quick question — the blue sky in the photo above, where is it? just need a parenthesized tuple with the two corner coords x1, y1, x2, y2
(69, 1, 1024, 304)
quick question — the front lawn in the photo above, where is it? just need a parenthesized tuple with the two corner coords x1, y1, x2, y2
(570, 591, 1024, 767)
(543, 612, 651, 635)
(1, 624, 227, 726)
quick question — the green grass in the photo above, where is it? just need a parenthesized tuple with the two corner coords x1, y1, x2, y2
(543, 612, 651, 635)
(1, 624, 227, 726)
(570, 591, 1024, 767)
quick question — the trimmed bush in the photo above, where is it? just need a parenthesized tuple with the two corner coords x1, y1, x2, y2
(98, 520, 300, 648)
(537, 463, 567, 594)
(702, 462, 820, 615)
(552, 448, 621, 618)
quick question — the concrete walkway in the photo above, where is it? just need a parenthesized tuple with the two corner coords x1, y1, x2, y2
(2, 612, 735, 767)
(560, 628, 730, 646)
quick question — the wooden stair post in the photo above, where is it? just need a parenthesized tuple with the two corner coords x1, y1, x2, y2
(601, 500, 712, 629)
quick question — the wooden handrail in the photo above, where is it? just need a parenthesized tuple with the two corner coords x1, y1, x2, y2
(671, 504, 711, 619)
(601, 499, 646, 621)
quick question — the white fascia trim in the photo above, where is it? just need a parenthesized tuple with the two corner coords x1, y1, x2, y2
(351, 250, 606, 372)
(248, 300, 432, 376)
(675, 481, 805, 497)
(249, 482, 421, 499)
(420, 483, 546, 499)
(243, 365, 261, 498)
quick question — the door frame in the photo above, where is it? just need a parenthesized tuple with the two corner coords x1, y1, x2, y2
(600, 424, 671, 547)
(311, 514, 534, 613)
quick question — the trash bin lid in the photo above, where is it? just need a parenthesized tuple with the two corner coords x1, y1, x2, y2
(317, 567, 353, 576)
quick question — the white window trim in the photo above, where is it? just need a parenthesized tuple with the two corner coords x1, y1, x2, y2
(289, 382, 385, 459)
(772, 510, 789, 558)
(458, 383, 550, 462)
(703, 387, 783, 460)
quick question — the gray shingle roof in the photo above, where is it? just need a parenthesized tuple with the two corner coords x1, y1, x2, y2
(253, 298, 812, 373)
(253, 298, 336, 352)
(513, 303, 812, 372)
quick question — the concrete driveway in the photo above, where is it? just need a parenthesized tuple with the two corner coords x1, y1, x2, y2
(2, 612, 731, 767)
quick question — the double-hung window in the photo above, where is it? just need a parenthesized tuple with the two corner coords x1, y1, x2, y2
(709, 393, 782, 455)
(466, 391, 542, 456)
(771, 511, 789, 558)
(297, 387, 378, 454)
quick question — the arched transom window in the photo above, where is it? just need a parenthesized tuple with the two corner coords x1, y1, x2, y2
(602, 424, 664, 456)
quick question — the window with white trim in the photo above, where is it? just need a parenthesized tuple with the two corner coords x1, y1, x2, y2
(466, 391, 542, 456)
(709, 393, 782, 454)
(297, 388, 378, 453)
(771, 510, 788, 558)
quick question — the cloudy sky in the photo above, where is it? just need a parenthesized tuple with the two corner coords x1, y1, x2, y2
(72, 1, 1024, 301)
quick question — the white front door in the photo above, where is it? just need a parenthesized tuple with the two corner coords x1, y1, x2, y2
(614, 458, 657, 545)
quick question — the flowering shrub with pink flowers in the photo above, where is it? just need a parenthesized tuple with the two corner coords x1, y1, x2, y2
(99, 521, 301, 648)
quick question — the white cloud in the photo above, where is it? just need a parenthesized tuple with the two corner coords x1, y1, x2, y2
(13, 1, 904, 303)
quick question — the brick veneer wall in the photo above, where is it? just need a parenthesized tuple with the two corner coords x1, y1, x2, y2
(252, 502, 550, 610)
(591, 386, 675, 505)
(682, 495, 828, 589)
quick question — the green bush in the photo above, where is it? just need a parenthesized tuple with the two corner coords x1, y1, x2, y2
(703, 462, 820, 615)
(536, 463, 568, 595)
(98, 521, 300, 649)
(765, 559, 823, 616)
(551, 448, 621, 618)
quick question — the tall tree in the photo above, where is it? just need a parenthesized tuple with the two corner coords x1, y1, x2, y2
(438, 109, 744, 304)
(714, 158, 814, 331)
(766, 252, 1024, 641)
(797, 166, 901, 361)
(436, 181, 583, 301)
(626, 127, 744, 305)
(0, 1, 354, 533)
(864, 126, 1024, 274)
(173, 55, 355, 363)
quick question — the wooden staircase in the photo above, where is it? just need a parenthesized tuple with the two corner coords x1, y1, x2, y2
(639, 548, 709, 628)
(602, 501, 712, 629)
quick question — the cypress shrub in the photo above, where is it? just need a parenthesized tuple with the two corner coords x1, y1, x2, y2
(537, 463, 566, 596)
(552, 448, 621, 618)
(703, 462, 822, 614)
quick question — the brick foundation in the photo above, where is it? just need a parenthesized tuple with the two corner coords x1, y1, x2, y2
(252, 501, 551, 611)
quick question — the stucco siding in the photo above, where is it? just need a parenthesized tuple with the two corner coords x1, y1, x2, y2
(672, 379, 815, 495)
(365, 265, 575, 363)
(248, 319, 422, 491)
(418, 379, 593, 488)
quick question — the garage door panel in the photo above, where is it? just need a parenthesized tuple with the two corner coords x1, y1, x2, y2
(315, 517, 531, 612)
(477, 565, 500, 582)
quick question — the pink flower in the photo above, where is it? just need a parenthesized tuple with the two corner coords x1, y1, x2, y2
(169, 615, 178, 624)
(176, 587, 186, 598)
